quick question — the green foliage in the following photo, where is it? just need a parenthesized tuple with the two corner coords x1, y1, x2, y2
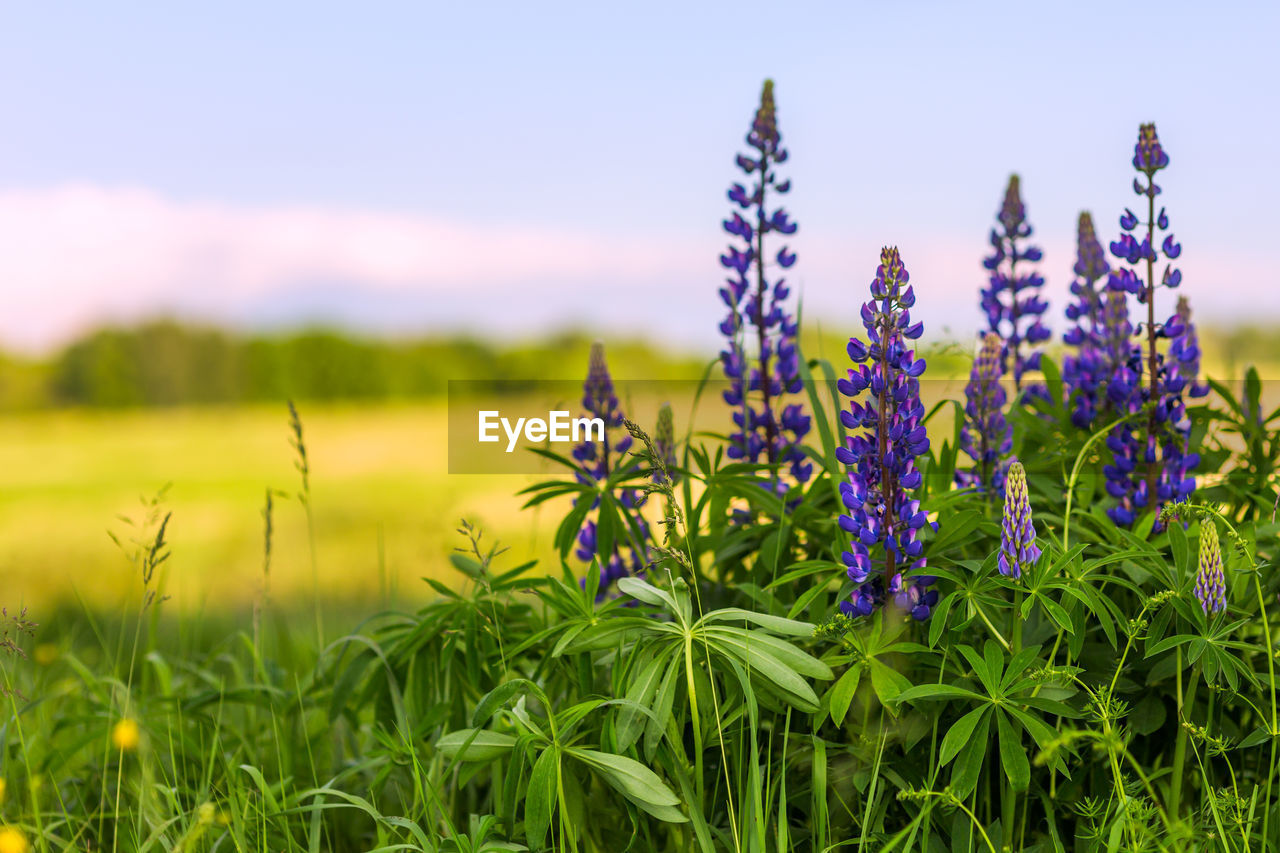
(1, 337, 1279, 852)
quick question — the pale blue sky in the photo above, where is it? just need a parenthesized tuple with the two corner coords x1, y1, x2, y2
(0, 2, 1276, 351)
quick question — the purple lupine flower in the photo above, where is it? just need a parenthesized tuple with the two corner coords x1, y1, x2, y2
(1062, 212, 1113, 428)
(1167, 296, 1209, 400)
(1098, 289, 1151, 526)
(998, 461, 1040, 579)
(980, 174, 1051, 391)
(956, 332, 1012, 497)
(836, 247, 936, 621)
(1101, 291, 1140, 407)
(572, 342, 647, 593)
(1103, 124, 1200, 527)
(719, 79, 812, 491)
(1194, 520, 1225, 614)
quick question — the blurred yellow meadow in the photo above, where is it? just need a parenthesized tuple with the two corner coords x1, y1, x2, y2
(0, 403, 550, 611)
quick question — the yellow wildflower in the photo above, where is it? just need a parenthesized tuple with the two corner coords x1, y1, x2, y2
(112, 718, 141, 751)
(32, 644, 58, 667)
(0, 826, 29, 853)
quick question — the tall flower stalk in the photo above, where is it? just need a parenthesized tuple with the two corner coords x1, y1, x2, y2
(1168, 296, 1209, 401)
(998, 461, 1040, 580)
(1103, 124, 1199, 524)
(572, 342, 648, 593)
(1194, 520, 1225, 615)
(836, 248, 935, 620)
(1062, 212, 1112, 428)
(957, 332, 1012, 498)
(980, 174, 1050, 390)
(653, 402, 678, 486)
(719, 79, 812, 490)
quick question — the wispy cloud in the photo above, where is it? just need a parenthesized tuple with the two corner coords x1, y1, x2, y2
(0, 184, 1273, 354)
(0, 184, 707, 351)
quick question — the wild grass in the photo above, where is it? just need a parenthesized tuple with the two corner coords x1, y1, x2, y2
(0, 353, 1276, 851)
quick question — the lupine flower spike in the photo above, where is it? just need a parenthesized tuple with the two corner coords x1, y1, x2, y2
(957, 332, 1012, 498)
(572, 342, 648, 593)
(836, 247, 936, 620)
(653, 402, 679, 485)
(1103, 124, 1200, 526)
(1194, 520, 1225, 615)
(719, 79, 812, 492)
(1168, 296, 1209, 401)
(998, 461, 1040, 579)
(980, 174, 1050, 391)
(1062, 212, 1112, 428)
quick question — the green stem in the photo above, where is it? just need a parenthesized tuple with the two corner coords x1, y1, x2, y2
(1062, 410, 1146, 551)
(1105, 719, 1139, 850)
(1004, 589, 1023, 849)
(974, 602, 1010, 652)
(1254, 569, 1278, 853)
(684, 634, 704, 814)
(1170, 656, 1201, 818)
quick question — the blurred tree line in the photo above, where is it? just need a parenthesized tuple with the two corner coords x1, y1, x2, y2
(0, 319, 1273, 411)
(0, 321, 711, 410)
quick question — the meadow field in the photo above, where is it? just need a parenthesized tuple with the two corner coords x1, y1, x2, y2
(0, 403, 544, 611)
(1, 342, 1272, 614)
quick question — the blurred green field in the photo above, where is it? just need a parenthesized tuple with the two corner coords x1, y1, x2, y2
(1, 328, 1273, 614)
(0, 403, 557, 611)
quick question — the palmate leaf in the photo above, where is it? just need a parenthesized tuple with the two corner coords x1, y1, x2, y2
(473, 680, 537, 728)
(617, 576, 680, 613)
(826, 663, 863, 726)
(554, 497, 594, 558)
(951, 710, 993, 797)
(615, 650, 671, 753)
(925, 509, 988, 558)
(524, 747, 558, 851)
(569, 748, 686, 823)
(939, 705, 988, 765)
(518, 481, 590, 509)
(645, 654, 682, 760)
(787, 580, 832, 620)
(868, 658, 913, 707)
(553, 617, 651, 655)
(437, 729, 519, 762)
(997, 709, 1030, 791)
(699, 607, 816, 637)
(705, 629, 825, 712)
(705, 627, 832, 682)
(893, 683, 985, 704)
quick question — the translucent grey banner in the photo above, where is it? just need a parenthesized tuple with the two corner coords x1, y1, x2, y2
(446, 375, 1276, 474)
(446, 378, 975, 474)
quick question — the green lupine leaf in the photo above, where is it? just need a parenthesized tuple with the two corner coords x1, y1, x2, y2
(827, 664, 863, 727)
(570, 749, 686, 821)
(951, 711, 993, 798)
(997, 710, 1029, 791)
(939, 705, 989, 766)
(525, 747, 558, 850)
(700, 608, 816, 637)
(895, 683, 986, 704)
(437, 729, 519, 762)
